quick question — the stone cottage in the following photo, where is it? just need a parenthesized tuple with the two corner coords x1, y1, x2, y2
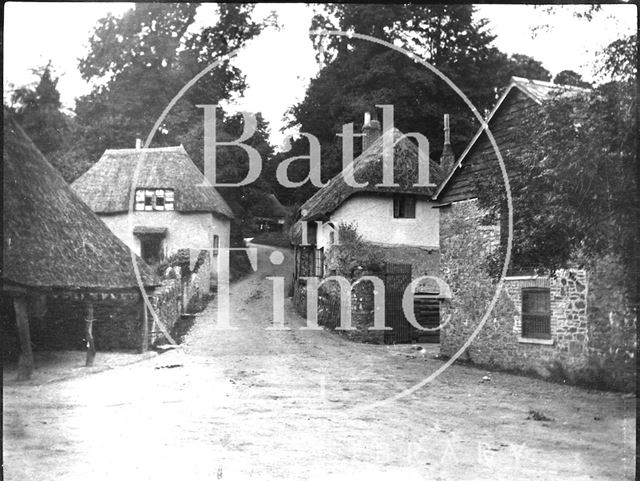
(434, 77, 635, 391)
(72, 144, 234, 285)
(1, 114, 160, 379)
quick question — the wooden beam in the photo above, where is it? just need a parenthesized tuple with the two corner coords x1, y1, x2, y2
(85, 301, 96, 367)
(14, 296, 34, 381)
(141, 300, 149, 353)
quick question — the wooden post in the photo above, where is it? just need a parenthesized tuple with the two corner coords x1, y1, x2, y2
(141, 298, 149, 353)
(14, 295, 34, 381)
(85, 301, 96, 367)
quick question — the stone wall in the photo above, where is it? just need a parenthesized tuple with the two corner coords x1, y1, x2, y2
(147, 279, 181, 346)
(440, 269, 635, 392)
(441, 270, 590, 376)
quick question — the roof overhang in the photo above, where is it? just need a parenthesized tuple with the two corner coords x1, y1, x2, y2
(133, 226, 168, 237)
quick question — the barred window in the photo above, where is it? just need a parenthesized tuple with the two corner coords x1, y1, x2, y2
(521, 288, 551, 339)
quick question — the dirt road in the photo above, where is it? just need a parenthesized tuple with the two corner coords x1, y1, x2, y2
(3, 245, 636, 480)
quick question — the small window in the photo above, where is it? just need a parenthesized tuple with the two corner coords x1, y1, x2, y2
(521, 288, 551, 339)
(393, 195, 416, 218)
(135, 189, 175, 211)
(212, 234, 219, 256)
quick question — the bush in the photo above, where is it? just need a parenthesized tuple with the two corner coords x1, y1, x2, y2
(325, 222, 386, 277)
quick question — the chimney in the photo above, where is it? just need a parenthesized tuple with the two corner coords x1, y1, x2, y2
(362, 111, 381, 151)
(135, 138, 142, 150)
(439, 114, 455, 175)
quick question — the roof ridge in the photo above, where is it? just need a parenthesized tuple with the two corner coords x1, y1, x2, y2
(104, 145, 186, 154)
(511, 75, 590, 92)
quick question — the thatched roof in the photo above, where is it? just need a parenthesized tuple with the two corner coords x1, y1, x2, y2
(3, 114, 158, 291)
(299, 128, 444, 221)
(72, 145, 233, 218)
(253, 193, 288, 219)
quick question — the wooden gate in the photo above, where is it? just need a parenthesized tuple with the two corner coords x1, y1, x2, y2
(383, 263, 441, 344)
(383, 263, 412, 344)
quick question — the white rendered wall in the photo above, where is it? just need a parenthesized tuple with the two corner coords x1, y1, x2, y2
(98, 211, 230, 261)
(315, 193, 439, 250)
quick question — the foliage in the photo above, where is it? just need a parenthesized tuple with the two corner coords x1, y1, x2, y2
(553, 70, 591, 88)
(6, 63, 70, 162)
(477, 55, 637, 298)
(157, 249, 208, 278)
(440, 201, 514, 326)
(270, 4, 552, 205)
(325, 222, 385, 277)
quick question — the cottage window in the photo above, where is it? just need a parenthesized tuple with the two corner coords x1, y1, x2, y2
(521, 288, 551, 339)
(212, 234, 220, 256)
(393, 194, 416, 218)
(135, 189, 174, 211)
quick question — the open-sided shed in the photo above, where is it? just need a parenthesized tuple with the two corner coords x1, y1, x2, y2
(2, 113, 158, 379)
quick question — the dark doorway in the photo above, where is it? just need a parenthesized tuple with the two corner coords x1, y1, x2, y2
(140, 235, 164, 265)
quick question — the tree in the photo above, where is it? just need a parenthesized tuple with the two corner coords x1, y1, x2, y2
(274, 4, 553, 206)
(8, 62, 69, 159)
(553, 70, 591, 88)
(477, 33, 637, 300)
(72, 3, 270, 167)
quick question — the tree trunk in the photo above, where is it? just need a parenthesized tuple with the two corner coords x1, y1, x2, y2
(14, 295, 34, 381)
(85, 301, 95, 367)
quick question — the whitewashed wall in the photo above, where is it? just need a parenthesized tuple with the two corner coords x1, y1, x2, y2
(315, 193, 440, 250)
(98, 211, 230, 265)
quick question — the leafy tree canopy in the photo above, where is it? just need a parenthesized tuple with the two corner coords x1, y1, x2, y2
(477, 33, 637, 300)
(272, 4, 552, 205)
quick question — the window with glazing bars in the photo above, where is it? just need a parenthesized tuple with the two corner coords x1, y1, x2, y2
(521, 288, 551, 339)
(135, 189, 174, 211)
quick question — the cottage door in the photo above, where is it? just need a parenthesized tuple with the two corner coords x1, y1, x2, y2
(383, 263, 412, 344)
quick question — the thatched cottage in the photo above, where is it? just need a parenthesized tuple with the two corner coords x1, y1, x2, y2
(290, 113, 449, 343)
(2, 114, 159, 380)
(72, 145, 233, 283)
(292, 113, 446, 280)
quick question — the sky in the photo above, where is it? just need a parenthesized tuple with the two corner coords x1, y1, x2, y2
(3, 2, 637, 148)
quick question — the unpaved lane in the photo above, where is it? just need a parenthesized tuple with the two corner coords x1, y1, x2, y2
(3, 244, 636, 480)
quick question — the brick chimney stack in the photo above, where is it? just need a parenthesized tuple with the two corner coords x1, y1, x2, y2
(362, 111, 381, 152)
(439, 114, 455, 175)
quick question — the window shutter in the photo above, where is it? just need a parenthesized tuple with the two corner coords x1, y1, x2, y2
(393, 196, 400, 218)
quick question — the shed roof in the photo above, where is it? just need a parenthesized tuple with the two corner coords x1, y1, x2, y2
(72, 145, 233, 218)
(299, 128, 444, 221)
(3, 114, 158, 291)
(434, 76, 590, 200)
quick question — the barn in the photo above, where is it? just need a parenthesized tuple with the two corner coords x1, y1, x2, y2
(2, 113, 159, 380)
